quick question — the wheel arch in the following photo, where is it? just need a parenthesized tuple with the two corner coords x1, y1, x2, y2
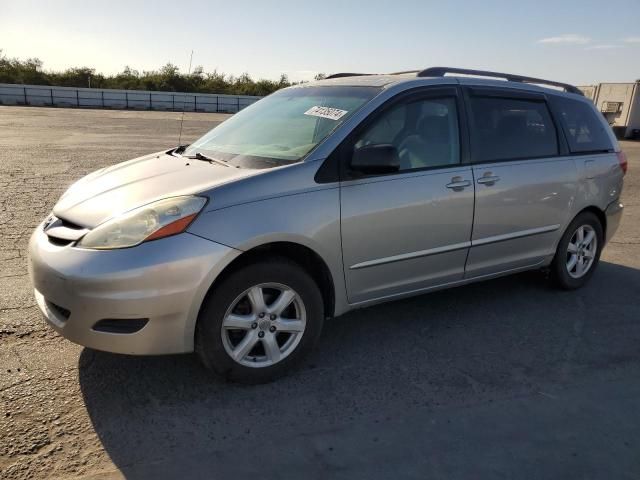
(548, 205, 607, 267)
(574, 205, 607, 238)
(551, 205, 606, 289)
(198, 241, 336, 323)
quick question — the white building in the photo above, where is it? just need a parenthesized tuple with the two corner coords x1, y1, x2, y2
(579, 81, 640, 139)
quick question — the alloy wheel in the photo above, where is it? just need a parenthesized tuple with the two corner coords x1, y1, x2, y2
(566, 224, 597, 279)
(220, 283, 307, 368)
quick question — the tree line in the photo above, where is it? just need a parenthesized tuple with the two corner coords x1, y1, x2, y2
(0, 50, 327, 96)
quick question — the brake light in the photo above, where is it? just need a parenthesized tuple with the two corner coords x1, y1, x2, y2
(617, 151, 628, 175)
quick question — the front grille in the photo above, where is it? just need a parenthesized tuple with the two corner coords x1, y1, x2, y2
(44, 215, 86, 246)
(47, 236, 73, 247)
(58, 218, 84, 230)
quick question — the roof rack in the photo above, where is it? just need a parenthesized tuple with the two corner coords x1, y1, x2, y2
(325, 71, 419, 79)
(325, 72, 373, 79)
(417, 67, 583, 95)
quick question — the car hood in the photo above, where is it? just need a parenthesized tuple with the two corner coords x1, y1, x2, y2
(53, 151, 261, 227)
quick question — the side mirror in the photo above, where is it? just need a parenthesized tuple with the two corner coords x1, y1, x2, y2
(350, 144, 400, 175)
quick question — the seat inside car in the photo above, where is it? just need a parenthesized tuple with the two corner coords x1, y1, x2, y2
(399, 115, 452, 169)
(493, 114, 528, 158)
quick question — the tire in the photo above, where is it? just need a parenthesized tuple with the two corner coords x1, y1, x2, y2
(195, 257, 324, 384)
(551, 211, 603, 290)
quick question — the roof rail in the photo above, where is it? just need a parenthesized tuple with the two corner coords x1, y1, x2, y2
(325, 72, 373, 79)
(389, 70, 421, 75)
(417, 67, 583, 95)
(326, 70, 419, 79)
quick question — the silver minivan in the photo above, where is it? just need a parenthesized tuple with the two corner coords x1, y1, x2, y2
(29, 67, 627, 383)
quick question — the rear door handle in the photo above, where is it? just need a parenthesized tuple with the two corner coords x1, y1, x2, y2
(477, 175, 500, 186)
(446, 176, 471, 191)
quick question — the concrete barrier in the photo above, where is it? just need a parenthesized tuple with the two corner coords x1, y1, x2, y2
(0, 83, 262, 113)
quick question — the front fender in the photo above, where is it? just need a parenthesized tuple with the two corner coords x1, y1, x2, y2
(187, 188, 350, 316)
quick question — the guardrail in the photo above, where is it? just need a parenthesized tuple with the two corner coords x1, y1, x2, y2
(0, 83, 262, 113)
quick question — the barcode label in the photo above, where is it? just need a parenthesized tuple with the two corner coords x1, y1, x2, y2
(304, 106, 348, 121)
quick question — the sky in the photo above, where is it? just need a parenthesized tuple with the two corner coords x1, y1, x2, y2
(1, 0, 639, 85)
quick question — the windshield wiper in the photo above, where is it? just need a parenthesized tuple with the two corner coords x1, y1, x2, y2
(185, 151, 231, 167)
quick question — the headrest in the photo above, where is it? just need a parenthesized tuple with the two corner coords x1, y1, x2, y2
(496, 115, 528, 137)
(417, 115, 449, 141)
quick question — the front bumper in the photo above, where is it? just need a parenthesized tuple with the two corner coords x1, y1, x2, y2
(28, 225, 239, 355)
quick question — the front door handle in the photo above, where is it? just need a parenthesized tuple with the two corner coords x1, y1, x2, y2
(446, 176, 471, 191)
(477, 173, 500, 186)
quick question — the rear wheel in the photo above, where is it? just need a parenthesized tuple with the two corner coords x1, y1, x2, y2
(196, 258, 324, 383)
(551, 211, 603, 290)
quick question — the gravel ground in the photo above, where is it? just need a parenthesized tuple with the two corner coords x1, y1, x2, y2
(1, 106, 639, 479)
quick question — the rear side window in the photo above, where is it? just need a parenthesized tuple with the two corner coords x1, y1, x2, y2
(552, 97, 614, 153)
(468, 96, 559, 162)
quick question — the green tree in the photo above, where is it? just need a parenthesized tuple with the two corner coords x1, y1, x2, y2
(56, 67, 98, 88)
(0, 52, 298, 95)
(112, 66, 141, 90)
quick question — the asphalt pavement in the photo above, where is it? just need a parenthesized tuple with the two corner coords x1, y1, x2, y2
(1, 106, 639, 479)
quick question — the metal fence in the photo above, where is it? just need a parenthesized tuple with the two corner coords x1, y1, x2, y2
(0, 83, 262, 113)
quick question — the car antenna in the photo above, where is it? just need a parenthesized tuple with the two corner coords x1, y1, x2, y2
(177, 49, 194, 150)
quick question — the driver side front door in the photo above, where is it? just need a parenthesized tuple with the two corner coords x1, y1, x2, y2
(339, 87, 475, 304)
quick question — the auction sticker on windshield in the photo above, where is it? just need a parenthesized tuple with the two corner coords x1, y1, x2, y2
(304, 106, 348, 121)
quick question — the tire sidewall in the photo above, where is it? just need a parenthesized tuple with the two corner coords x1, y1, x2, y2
(553, 212, 604, 290)
(196, 259, 324, 383)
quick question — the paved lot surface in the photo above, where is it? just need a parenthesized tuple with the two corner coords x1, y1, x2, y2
(1, 106, 639, 479)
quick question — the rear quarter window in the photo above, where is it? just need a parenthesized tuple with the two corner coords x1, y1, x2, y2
(551, 97, 614, 153)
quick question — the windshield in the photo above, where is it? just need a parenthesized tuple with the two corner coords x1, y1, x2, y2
(184, 86, 381, 168)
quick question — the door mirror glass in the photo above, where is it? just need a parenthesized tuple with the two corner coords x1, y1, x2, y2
(350, 144, 400, 174)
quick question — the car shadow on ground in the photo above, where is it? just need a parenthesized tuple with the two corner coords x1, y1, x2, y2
(78, 261, 640, 479)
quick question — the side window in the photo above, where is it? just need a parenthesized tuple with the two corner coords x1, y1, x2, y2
(552, 97, 614, 153)
(353, 97, 460, 171)
(468, 96, 559, 162)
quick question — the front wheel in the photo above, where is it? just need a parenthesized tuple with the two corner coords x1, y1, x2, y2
(551, 212, 603, 290)
(196, 258, 324, 384)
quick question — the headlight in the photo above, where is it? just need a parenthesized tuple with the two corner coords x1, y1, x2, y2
(77, 196, 207, 249)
